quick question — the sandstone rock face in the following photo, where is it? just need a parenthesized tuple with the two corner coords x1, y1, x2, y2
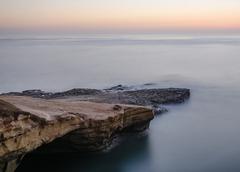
(38, 106, 152, 153)
(0, 96, 153, 172)
(0, 86, 190, 172)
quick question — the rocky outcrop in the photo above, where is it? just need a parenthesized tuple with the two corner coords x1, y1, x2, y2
(2, 87, 190, 104)
(0, 96, 153, 172)
(2, 87, 190, 114)
(0, 86, 190, 172)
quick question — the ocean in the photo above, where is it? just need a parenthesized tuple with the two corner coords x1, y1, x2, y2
(1, 33, 240, 172)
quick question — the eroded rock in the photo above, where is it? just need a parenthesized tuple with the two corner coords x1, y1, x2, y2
(2, 86, 190, 115)
(2, 87, 190, 104)
(0, 85, 190, 172)
(0, 96, 153, 172)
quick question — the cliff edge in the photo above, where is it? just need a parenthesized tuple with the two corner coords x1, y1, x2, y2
(0, 86, 190, 172)
(0, 96, 153, 172)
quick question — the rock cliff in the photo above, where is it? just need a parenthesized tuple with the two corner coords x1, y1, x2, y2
(0, 96, 153, 172)
(0, 86, 190, 172)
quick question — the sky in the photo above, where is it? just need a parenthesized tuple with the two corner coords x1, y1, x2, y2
(0, 0, 240, 33)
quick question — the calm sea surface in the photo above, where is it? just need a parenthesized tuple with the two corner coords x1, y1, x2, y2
(1, 34, 240, 172)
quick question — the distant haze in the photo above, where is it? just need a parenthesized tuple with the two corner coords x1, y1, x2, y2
(0, 0, 240, 33)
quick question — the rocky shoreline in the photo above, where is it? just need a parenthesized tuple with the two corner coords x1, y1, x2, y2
(2, 85, 190, 114)
(0, 86, 190, 172)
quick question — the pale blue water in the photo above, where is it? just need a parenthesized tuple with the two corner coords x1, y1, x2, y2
(1, 34, 240, 172)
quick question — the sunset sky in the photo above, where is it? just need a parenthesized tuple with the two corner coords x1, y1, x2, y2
(1, 0, 240, 33)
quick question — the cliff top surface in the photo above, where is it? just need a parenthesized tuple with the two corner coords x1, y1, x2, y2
(0, 99, 20, 114)
(0, 96, 142, 121)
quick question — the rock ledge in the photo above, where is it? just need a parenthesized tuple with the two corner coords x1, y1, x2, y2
(0, 96, 153, 172)
(0, 86, 190, 172)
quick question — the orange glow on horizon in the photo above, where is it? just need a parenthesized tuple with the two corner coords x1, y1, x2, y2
(1, 2, 240, 32)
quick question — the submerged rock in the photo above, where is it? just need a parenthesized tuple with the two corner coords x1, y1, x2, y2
(152, 105, 168, 114)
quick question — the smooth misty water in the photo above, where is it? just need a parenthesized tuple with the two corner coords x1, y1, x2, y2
(1, 34, 240, 172)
